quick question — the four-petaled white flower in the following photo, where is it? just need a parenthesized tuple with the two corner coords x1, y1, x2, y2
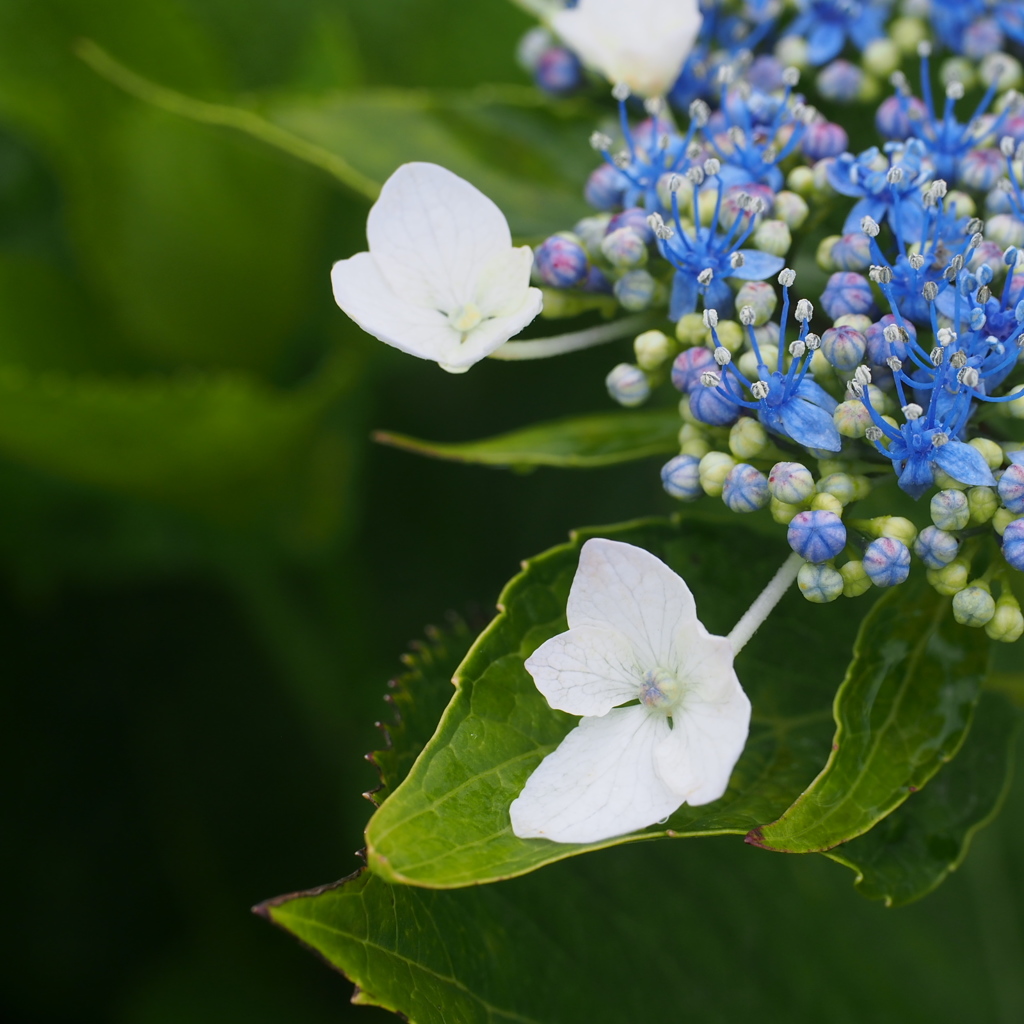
(331, 162, 543, 373)
(510, 538, 750, 844)
(552, 0, 703, 98)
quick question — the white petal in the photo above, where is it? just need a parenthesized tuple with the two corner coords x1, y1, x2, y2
(510, 706, 681, 843)
(366, 162, 514, 313)
(331, 253, 463, 362)
(475, 246, 537, 318)
(442, 286, 544, 370)
(654, 660, 751, 806)
(553, 0, 702, 97)
(525, 624, 642, 717)
(566, 538, 699, 669)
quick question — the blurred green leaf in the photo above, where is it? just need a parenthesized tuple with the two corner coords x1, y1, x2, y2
(78, 42, 595, 239)
(0, 353, 359, 539)
(373, 408, 681, 469)
(364, 515, 867, 888)
(749, 580, 989, 854)
(825, 692, 1020, 907)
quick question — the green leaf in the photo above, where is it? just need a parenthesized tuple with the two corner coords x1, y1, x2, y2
(78, 42, 595, 239)
(373, 408, 682, 470)
(747, 578, 990, 854)
(824, 691, 1020, 906)
(364, 514, 867, 888)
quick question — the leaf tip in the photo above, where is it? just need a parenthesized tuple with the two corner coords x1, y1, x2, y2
(744, 827, 768, 848)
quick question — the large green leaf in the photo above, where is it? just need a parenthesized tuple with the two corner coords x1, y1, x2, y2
(373, 408, 681, 470)
(78, 42, 595, 240)
(364, 514, 868, 888)
(825, 691, 1020, 906)
(748, 580, 990, 854)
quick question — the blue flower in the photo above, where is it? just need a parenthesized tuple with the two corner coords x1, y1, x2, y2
(932, 0, 1024, 57)
(783, 0, 890, 66)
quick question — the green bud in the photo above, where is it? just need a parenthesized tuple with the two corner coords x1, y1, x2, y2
(698, 451, 736, 497)
(840, 559, 872, 598)
(816, 235, 840, 273)
(927, 558, 970, 596)
(985, 592, 1024, 643)
(811, 158, 835, 197)
(890, 16, 927, 53)
(739, 345, 778, 378)
(786, 165, 815, 198)
(981, 52, 1023, 91)
(993, 507, 1022, 536)
(967, 486, 1000, 525)
(752, 218, 792, 257)
(798, 562, 844, 603)
(775, 35, 809, 69)
(941, 57, 977, 91)
(708, 319, 745, 354)
(735, 281, 778, 326)
(852, 475, 872, 501)
(932, 466, 967, 490)
(874, 516, 918, 546)
(540, 288, 617, 319)
(810, 491, 844, 515)
(676, 313, 707, 347)
(773, 191, 809, 230)
(678, 423, 709, 459)
(770, 497, 803, 525)
(1003, 385, 1024, 420)
(816, 472, 857, 506)
(858, 74, 881, 103)
(953, 583, 996, 628)
(634, 329, 673, 370)
(931, 488, 970, 531)
(945, 190, 976, 219)
(729, 417, 769, 460)
(862, 38, 901, 77)
(834, 313, 873, 334)
(969, 438, 1004, 470)
(834, 400, 872, 438)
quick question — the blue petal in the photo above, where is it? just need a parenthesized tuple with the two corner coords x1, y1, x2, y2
(807, 22, 846, 65)
(897, 452, 935, 499)
(778, 398, 843, 451)
(842, 197, 875, 235)
(728, 249, 786, 281)
(1010, 450, 1024, 466)
(704, 275, 736, 316)
(669, 270, 697, 321)
(931, 440, 998, 487)
(827, 156, 865, 198)
(850, 10, 885, 49)
(890, 196, 924, 240)
(795, 376, 839, 413)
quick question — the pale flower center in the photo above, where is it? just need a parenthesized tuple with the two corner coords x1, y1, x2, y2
(448, 303, 483, 333)
(639, 666, 684, 711)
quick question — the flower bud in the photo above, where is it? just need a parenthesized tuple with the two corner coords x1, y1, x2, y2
(863, 536, 911, 587)
(816, 235, 840, 272)
(534, 45, 584, 95)
(932, 466, 968, 490)
(661, 454, 702, 501)
(670, 346, 715, 393)
(534, 233, 589, 288)
(1004, 518, 1024, 570)
(993, 507, 1021, 536)
(584, 163, 627, 211)
(863, 38, 901, 78)
(810, 492, 844, 514)
(831, 233, 873, 271)
(840, 559, 872, 597)
(605, 363, 649, 407)
(699, 451, 736, 497)
(739, 346, 779, 379)
(675, 312, 708, 347)
(573, 214, 613, 258)
(689, 383, 741, 427)
(772, 191, 810, 230)
(787, 165, 815, 198)
(952, 584, 996, 627)
(821, 272, 876, 319)
(816, 472, 857, 506)
(967, 485, 1000, 525)
(863, 515, 918, 546)
(634, 329, 672, 370)
(769, 461, 815, 504)
(608, 207, 655, 244)
(968, 437, 1004, 470)
(678, 422, 709, 458)
(914, 525, 960, 569)
(613, 269, 657, 311)
(775, 35, 809, 70)
(986, 213, 1024, 249)
(802, 120, 849, 160)
(820, 325, 867, 372)
(788, 509, 847, 563)
(931, 488, 971, 531)
(707, 319, 745, 353)
(890, 16, 928, 53)
(876, 94, 929, 139)
(729, 417, 769, 460)
(734, 281, 777, 326)
(798, 562, 844, 603)
(927, 558, 970, 596)
(752, 218, 792, 257)
(816, 60, 864, 103)
(986, 591, 1024, 642)
(723, 463, 770, 512)
(770, 497, 803, 525)
(833, 399, 872, 438)
(601, 227, 648, 269)
(998, 462, 1024, 513)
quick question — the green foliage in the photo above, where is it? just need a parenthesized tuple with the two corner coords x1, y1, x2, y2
(365, 514, 867, 887)
(826, 692, 1020, 906)
(749, 579, 990, 854)
(373, 408, 682, 469)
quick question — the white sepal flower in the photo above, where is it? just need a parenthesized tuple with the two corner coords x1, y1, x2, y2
(552, 0, 703, 98)
(510, 538, 750, 844)
(331, 162, 543, 373)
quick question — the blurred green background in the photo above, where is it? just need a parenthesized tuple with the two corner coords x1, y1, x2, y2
(3, 2, 1024, 1022)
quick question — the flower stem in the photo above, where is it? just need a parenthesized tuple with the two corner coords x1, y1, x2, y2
(727, 551, 803, 656)
(489, 313, 659, 361)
